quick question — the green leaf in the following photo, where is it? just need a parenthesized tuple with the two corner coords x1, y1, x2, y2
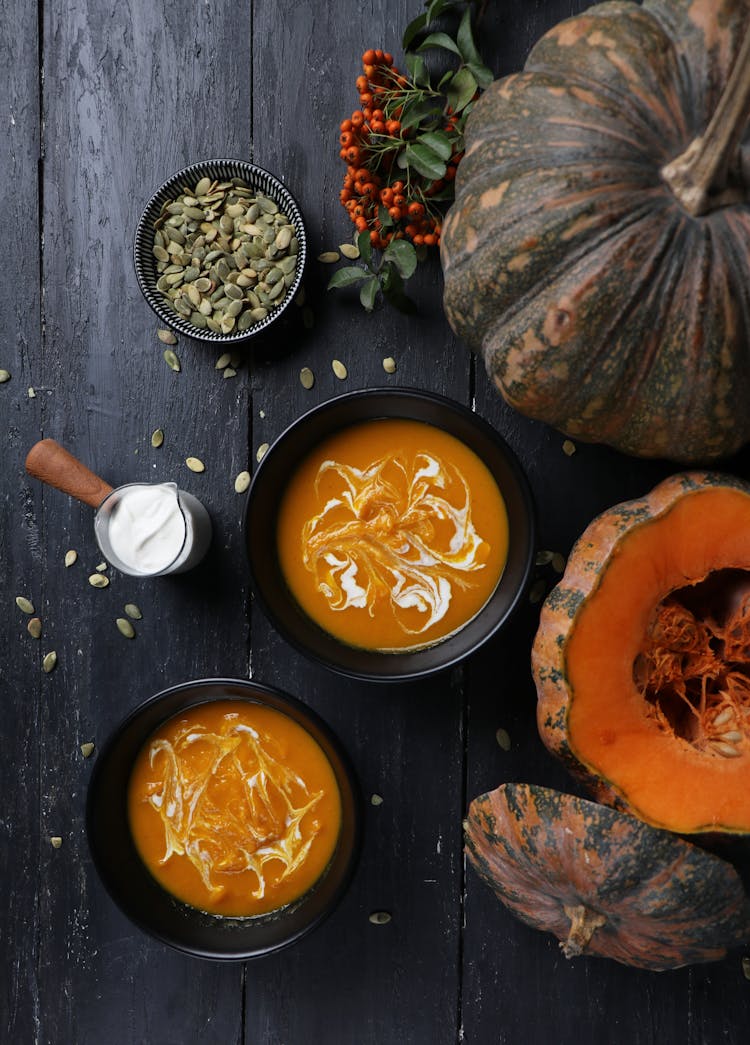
(380, 264, 403, 295)
(357, 229, 373, 267)
(405, 142, 447, 181)
(416, 130, 452, 161)
(400, 101, 443, 132)
(405, 52, 428, 86)
(467, 59, 494, 90)
(446, 67, 477, 113)
(456, 8, 481, 64)
(426, 0, 457, 24)
(378, 205, 393, 228)
(384, 285, 418, 315)
(416, 32, 461, 57)
(327, 266, 368, 290)
(383, 239, 418, 280)
(402, 12, 427, 51)
(360, 276, 380, 312)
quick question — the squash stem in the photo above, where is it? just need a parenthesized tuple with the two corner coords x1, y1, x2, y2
(561, 904, 606, 958)
(661, 22, 750, 216)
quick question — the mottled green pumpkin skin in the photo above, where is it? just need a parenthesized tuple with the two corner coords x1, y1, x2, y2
(466, 783, 750, 970)
(441, 0, 750, 461)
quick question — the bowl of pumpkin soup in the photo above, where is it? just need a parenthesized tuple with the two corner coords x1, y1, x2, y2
(246, 388, 536, 681)
(86, 678, 360, 959)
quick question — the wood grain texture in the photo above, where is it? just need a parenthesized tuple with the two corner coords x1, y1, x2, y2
(3, 0, 750, 1042)
(0, 0, 42, 1040)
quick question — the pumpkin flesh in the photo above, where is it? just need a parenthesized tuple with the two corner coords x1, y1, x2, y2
(466, 783, 750, 970)
(535, 473, 750, 834)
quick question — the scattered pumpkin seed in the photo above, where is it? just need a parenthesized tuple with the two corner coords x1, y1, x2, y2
(15, 596, 34, 615)
(157, 328, 177, 345)
(256, 443, 269, 463)
(42, 651, 57, 673)
(151, 428, 164, 448)
(562, 439, 577, 456)
(96, 562, 107, 572)
(28, 387, 36, 398)
(234, 470, 251, 493)
(186, 457, 205, 473)
(535, 550, 554, 567)
(88, 573, 109, 588)
(339, 243, 360, 259)
(317, 251, 340, 263)
(382, 357, 396, 373)
(529, 579, 546, 604)
(742, 956, 750, 981)
(551, 552, 566, 574)
(0, 369, 10, 383)
(80, 742, 95, 758)
(49, 836, 63, 849)
(64, 549, 78, 567)
(495, 728, 511, 752)
(302, 306, 314, 330)
(116, 618, 136, 639)
(332, 359, 347, 380)
(124, 603, 142, 620)
(369, 911, 391, 925)
(215, 352, 232, 370)
(223, 367, 237, 379)
(164, 348, 181, 372)
(370, 794, 383, 806)
(300, 367, 314, 390)
(27, 617, 42, 640)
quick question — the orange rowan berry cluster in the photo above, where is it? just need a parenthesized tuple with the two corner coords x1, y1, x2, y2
(338, 49, 464, 250)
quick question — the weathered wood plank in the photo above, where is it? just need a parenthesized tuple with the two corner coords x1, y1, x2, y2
(0, 0, 42, 1040)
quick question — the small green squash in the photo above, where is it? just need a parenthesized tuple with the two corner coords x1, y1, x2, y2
(441, 0, 750, 461)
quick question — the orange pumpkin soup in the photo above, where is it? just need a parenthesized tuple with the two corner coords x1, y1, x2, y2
(277, 418, 508, 652)
(128, 700, 341, 917)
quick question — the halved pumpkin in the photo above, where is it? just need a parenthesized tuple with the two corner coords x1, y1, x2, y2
(466, 783, 750, 970)
(534, 472, 750, 834)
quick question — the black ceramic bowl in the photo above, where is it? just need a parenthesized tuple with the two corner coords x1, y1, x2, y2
(87, 678, 360, 960)
(134, 159, 306, 344)
(246, 388, 536, 682)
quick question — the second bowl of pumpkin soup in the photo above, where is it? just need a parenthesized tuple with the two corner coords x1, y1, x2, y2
(246, 389, 535, 680)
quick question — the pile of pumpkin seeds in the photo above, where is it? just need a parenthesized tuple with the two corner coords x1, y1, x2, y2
(152, 176, 299, 335)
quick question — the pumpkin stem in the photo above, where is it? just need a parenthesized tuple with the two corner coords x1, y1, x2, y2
(661, 23, 750, 216)
(561, 903, 606, 958)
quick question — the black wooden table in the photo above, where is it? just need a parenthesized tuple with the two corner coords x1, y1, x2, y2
(2, 1, 749, 1042)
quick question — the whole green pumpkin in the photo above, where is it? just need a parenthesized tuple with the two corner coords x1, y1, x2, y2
(441, 0, 750, 461)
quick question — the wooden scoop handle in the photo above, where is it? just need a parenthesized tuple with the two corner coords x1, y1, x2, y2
(25, 439, 114, 509)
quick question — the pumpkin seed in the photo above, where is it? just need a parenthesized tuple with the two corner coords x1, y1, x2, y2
(88, 573, 109, 588)
(709, 740, 741, 758)
(151, 428, 164, 448)
(0, 369, 10, 383)
(194, 176, 212, 197)
(551, 552, 566, 574)
(164, 349, 181, 372)
(529, 579, 546, 604)
(186, 457, 205, 473)
(370, 794, 383, 806)
(157, 328, 177, 345)
(299, 367, 314, 390)
(42, 651, 57, 673)
(317, 251, 340, 263)
(223, 367, 237, 378)
(96, 562, 107, 572)
(332, 359, 347, 380)
(234, 470, 251, 493)
(495, 728, 511, 752)
(368, 911, 391, 925)
(382, 357, 396, 373)
(256, 443, 269, 463)
(15, 596, 34, 615)
(743, 956, 750, 981)
(562, 439, 577, 457)
(49, 836, 63, 849)
(339, 243, 360, 259)
(116, 618, 136, 639)
(124, 603, 142, 620)
(28, 387, 35, 398)
(535, 550, 554, 567)
(27, 617, 42, 639)
(80, 742, 95, 758)
(215, 352, 232, 370)
(64, 549, 78, 567)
